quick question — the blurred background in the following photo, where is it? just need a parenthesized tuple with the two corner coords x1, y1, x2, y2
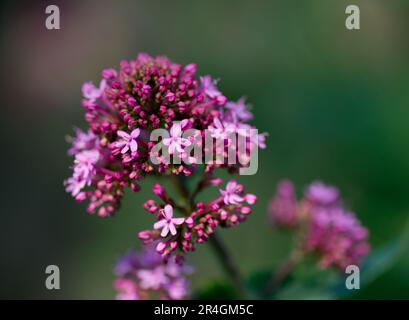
(0, 0, 408, 299)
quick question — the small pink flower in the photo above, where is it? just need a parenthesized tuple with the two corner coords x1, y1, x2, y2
(225, 97, 253, 122)
(114, 246, 192, 300)
(162, 121, 191, 154)
(75, 149, 99, 172)
(269, 180, 298, 228)
(220, 180, 244, 205)
(113, 279, 139, 300)
(82, 79, 106, 102)
(68, 128, 98, 156)
(137, 266, 168, 290)
(154, 205, 185, 237)
(200, 75, 221, 98)
(115, 128, 140, 154)
(64, 177, 86, 197)
(255, 133, 267, 149)
(208, 118, 231, 141)
(305, 181, 339, 206)
(166, 278, 189, 300)
(64, 149, 100, 196)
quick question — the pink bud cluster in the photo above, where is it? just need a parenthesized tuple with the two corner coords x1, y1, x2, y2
(65, 53, 265, 217)
(269, 180, 370, 271)
(138, 180, 256, 259)
(113, 245, 192, 300)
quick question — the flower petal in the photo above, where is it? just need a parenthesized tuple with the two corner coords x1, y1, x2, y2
(163, 205, 173, 219)
(130, 139, 138, 152)
(168, 223, 177, 236)
(117, 130, 129, 139)
(162, 138, 171, 146)
(180, 138, 191, 147)
(168, 143, 176, 154)
(230, 194, 244, 204)
(154, 220, 167, 230)
(131, 128, 140, 138)
(214, 118, 223, 130)
(226, 180, 237, 193)
(99, 79, 107, 91)
(180, 119, 189, 129)
(172, 218, 185, 225)
(170, 124, 181, 137)
(160, 225, 169, 237)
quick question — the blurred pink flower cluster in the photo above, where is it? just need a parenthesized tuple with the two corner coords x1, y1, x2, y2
(113, 245, 192, 300)
(269, 180, 370, 270)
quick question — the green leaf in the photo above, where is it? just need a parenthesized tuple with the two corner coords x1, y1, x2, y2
(360, 218, 409, 286)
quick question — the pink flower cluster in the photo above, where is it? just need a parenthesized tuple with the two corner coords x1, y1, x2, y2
(113, 245, 192, 300)
(138, 180, 256, 259)
(269, 180, 370, 270)
(64, 128, 124, 217)
(65, 53, 265, 217)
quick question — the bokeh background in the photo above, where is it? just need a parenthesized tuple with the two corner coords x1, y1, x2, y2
(1, 0, 408, 299)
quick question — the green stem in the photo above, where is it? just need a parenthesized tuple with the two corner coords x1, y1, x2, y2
(171, 174, 248, 298)
(262, 222, 307, 298)
(208, 233, 248, 298)
(262, 250, 302, 298)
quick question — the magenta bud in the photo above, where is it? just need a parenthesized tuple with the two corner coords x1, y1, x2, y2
(170, 241, 178, 250)
(185, 217, 194, 228)
(245, 194, 257, 205)
(165, 92, 175, 102)
(210, 178, 223, 187)
(127, 97, 137, 106)
(240, 206, 252, 215)
(75, 192, 87, 202)
(98, 207, 109, 218)
(153, 183, 166, 198)
(210, 203, 220, 211)
(101, 68, 117, 80)
(219, 210, 228, 220)
(185, 64, 197, 74)
(156, 242, 166, 254)
(138, 230, 152, 240)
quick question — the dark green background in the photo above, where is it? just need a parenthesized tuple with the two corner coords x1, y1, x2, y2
(0, 0, 408, 299)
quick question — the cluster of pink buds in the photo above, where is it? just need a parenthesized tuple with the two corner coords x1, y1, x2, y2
(65, 53, 265, 217)
(269, 180, 370, 271)
(113, 245, 192, 300)
(138, 180, 256, 259)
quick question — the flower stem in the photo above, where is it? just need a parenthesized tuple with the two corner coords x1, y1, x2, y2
(171, 174, 248, 298)
(262, 250, 302, 298)
(208, 233, 248, 298)
(262, 218, 309, 298)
